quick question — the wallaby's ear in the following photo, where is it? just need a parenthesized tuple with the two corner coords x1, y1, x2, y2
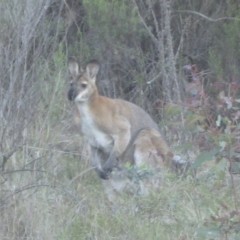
(68, 58, 79, 77)
(86, 60, 100, 79)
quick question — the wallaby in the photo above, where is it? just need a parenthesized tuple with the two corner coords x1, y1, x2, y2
(67, 59, 173, 188)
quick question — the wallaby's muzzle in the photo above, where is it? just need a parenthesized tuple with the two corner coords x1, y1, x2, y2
(68, 86, 77, 101)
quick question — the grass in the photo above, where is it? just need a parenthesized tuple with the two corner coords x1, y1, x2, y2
(1, 85, 239, 240)
(1, 122, 240, 240)
(55, 165, 240, 240)
(1, 65, 239, 240)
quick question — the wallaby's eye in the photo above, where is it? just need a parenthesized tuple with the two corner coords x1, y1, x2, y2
(81, 83, 87, 89)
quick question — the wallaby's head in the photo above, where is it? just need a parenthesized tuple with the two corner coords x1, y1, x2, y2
(68, 59, 100, 102)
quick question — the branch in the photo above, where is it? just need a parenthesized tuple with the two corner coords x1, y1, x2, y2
(175, 10, 240, 22)
(147, 72, 162, 85)
(175, 16, 191, 60)
(1, 146, 20, 171)
(132, 0, 159, 46)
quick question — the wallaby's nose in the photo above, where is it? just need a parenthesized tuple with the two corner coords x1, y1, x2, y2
(68, 87, 77, 101)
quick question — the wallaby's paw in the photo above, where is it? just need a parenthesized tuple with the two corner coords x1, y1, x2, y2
(98, 170, 110, 180)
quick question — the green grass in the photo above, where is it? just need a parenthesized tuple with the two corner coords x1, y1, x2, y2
(54, 163, 240, 240)
(2, 137, 240, 240)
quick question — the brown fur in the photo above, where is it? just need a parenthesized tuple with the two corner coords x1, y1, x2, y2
(68, 59, 173, 197)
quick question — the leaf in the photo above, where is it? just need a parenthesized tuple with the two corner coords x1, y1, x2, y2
(124, 162, 131, 168)
(219, 90, 225, 99)
(197, 227, 220, 235)
(221, 97, 233, 109)
(165, 104, 182, 117)
(216, 115, 222, 127)
(219, 141, 227, 151)
(225, 98, 233, 109)
(186, 114, 202, 126)
(192, 148, 219, 168)
(231, 162, 240, 173)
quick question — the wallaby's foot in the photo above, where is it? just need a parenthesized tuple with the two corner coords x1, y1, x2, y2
(102, 157, 120, 179)
(100, 160, 123, 180)
(97, 169, 110, 180)
(101, 164, 113, 179)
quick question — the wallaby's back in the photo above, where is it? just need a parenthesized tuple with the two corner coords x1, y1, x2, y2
(114, 99, 159, 134)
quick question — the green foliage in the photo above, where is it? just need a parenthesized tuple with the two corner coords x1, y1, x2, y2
(209, 49, 224, 79)
(83, 0, 141, 41)
(192, 147, 220, 169)
(78, 0, 145, 61)
(68, 31, 92, 62)
(38, 45, 67, 124)
(125, 164, 155, 185)
(164, 103, 183, 118)
(209, 1, 240, 80)
(56, 171, 240, 240)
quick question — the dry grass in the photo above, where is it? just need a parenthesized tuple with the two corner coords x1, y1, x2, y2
(0, 65, 239, 239)
(1, 126, 239, 240)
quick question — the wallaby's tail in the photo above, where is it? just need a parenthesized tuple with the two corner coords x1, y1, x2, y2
(133, 128, 191, 175)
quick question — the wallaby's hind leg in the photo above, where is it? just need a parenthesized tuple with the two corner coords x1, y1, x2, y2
(133, 128, 172, 169)
(133, 128, 173, 193)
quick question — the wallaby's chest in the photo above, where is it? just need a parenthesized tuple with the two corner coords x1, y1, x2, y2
(77, 105, 113, 151)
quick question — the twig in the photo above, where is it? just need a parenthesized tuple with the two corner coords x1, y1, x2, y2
(1, 147, 20, 171)
(228, 152, 239, 212)
(175, 10, 240, 22)
(175, 16, 191, 60)
(132, 0, 159, 46)
(147, 72, 162, 85)
(68, 166, 96, 185)
(0, 183, 78, 210)
(17, 145, 88, 157)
